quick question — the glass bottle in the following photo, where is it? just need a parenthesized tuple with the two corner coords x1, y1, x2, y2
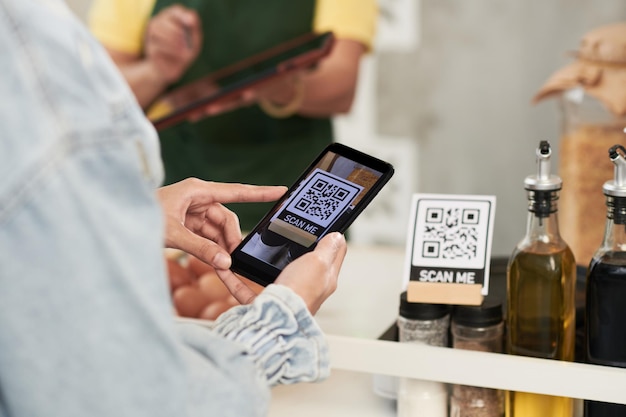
(396, 291, 451, 417)
(450, 301, 504, 417)
(505, 141, 576, 417)
(584, 144, 626, 417)
(534, 23, 626, 268)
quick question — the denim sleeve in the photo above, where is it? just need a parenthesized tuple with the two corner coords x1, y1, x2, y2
(180, 284, 330, 387)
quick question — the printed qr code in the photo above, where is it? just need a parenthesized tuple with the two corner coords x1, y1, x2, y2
(422, 207, 479, 260)
(278, 169, 363, 228)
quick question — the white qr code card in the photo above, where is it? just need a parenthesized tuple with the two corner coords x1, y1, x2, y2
(403, 194, 496, 305)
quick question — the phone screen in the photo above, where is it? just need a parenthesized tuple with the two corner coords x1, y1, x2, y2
(230, 143, 394, 286)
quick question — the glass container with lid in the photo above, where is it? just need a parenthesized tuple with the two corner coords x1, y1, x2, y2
(396, 292, 450, 417)
(534, 22, 626, 267)
(450, 301, 504, 417)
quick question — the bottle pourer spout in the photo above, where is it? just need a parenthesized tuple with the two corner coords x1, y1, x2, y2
(604, 145, 626, 197)
(524, 140, 562, 191)
(537, 140, 552, 182)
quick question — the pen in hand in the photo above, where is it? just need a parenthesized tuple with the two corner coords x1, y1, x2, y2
(184, 26, 193, 49)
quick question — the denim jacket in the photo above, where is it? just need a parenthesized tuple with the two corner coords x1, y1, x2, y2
(0, 1, 329, 416)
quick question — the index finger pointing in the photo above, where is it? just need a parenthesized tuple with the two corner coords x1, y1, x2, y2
(185, 181, 287, 207)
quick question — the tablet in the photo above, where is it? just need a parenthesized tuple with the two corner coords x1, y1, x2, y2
(149, 31, 335, 131)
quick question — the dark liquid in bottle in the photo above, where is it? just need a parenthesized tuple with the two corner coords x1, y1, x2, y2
(585, 251, 626, 417)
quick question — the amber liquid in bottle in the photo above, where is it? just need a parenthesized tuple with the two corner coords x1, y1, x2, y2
(506, 190, 576, 417)
(506, 247, 576, 417)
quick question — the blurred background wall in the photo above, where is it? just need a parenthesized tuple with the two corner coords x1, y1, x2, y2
(66, 0, 626, 256)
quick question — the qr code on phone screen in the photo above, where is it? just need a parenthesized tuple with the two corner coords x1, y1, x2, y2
(283, 169, 363, 228)
(294, 180, 352, 221)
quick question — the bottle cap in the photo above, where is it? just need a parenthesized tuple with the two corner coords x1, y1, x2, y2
(452, 300, 503, 327)
(524, 140, 562, 191)
(603, 144, 626, 197)
(399, 291, 451, 320)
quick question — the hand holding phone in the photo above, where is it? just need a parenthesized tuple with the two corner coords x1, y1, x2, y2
(230, 143, 395, 287)
(216, 232, 347, 314)
(273, 232, 347, 314)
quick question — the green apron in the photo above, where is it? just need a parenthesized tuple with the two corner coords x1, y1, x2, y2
(151, 0, 333, 231)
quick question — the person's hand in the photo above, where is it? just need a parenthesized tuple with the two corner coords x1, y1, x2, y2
(254, 71, 304, 106)
(157, 178, 287, 270)
(215, 232, 347, 314)
(274, 232, 346, 314)
(186, 89, 258, 122)
(144, 4, 202, 85)
(185, 70, 305, 122)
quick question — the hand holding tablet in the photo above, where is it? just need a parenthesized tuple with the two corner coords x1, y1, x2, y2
(149, 31, 335, 130)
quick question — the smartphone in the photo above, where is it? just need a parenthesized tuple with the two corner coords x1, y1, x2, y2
(150, 31, 335, 131)
(230, 143, 395, 287)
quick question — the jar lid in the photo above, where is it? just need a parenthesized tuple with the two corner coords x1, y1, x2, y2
(578, 23, 626, 63)
(452, 300, 503, 327)
(399, 291, 451, 320)
(533, 22, 626, 116)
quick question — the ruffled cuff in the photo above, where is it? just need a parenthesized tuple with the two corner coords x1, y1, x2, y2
(212, 284, 330, 386)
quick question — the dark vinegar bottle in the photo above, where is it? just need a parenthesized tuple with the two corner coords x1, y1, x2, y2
(584, 144, 626, 417)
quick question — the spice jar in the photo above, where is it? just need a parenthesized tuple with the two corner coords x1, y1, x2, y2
(450, 301, 504, 417)
(396, 291, 451, 417)
(534, 22, 626, 267)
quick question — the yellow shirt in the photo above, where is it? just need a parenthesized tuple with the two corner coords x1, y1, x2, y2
(88, 0, 378, 55)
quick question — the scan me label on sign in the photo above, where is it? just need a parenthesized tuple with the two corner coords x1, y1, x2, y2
(403, 194, 496, 305)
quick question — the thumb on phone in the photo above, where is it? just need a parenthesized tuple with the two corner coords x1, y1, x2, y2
(274, 232, 347, 314)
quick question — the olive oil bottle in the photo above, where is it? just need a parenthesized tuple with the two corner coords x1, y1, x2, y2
(584, 145, 626, 417)
(506, 141, 576, 417)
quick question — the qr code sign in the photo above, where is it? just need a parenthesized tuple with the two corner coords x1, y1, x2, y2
(279, 169, 363, 228)
(411, 196, 495, 269)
